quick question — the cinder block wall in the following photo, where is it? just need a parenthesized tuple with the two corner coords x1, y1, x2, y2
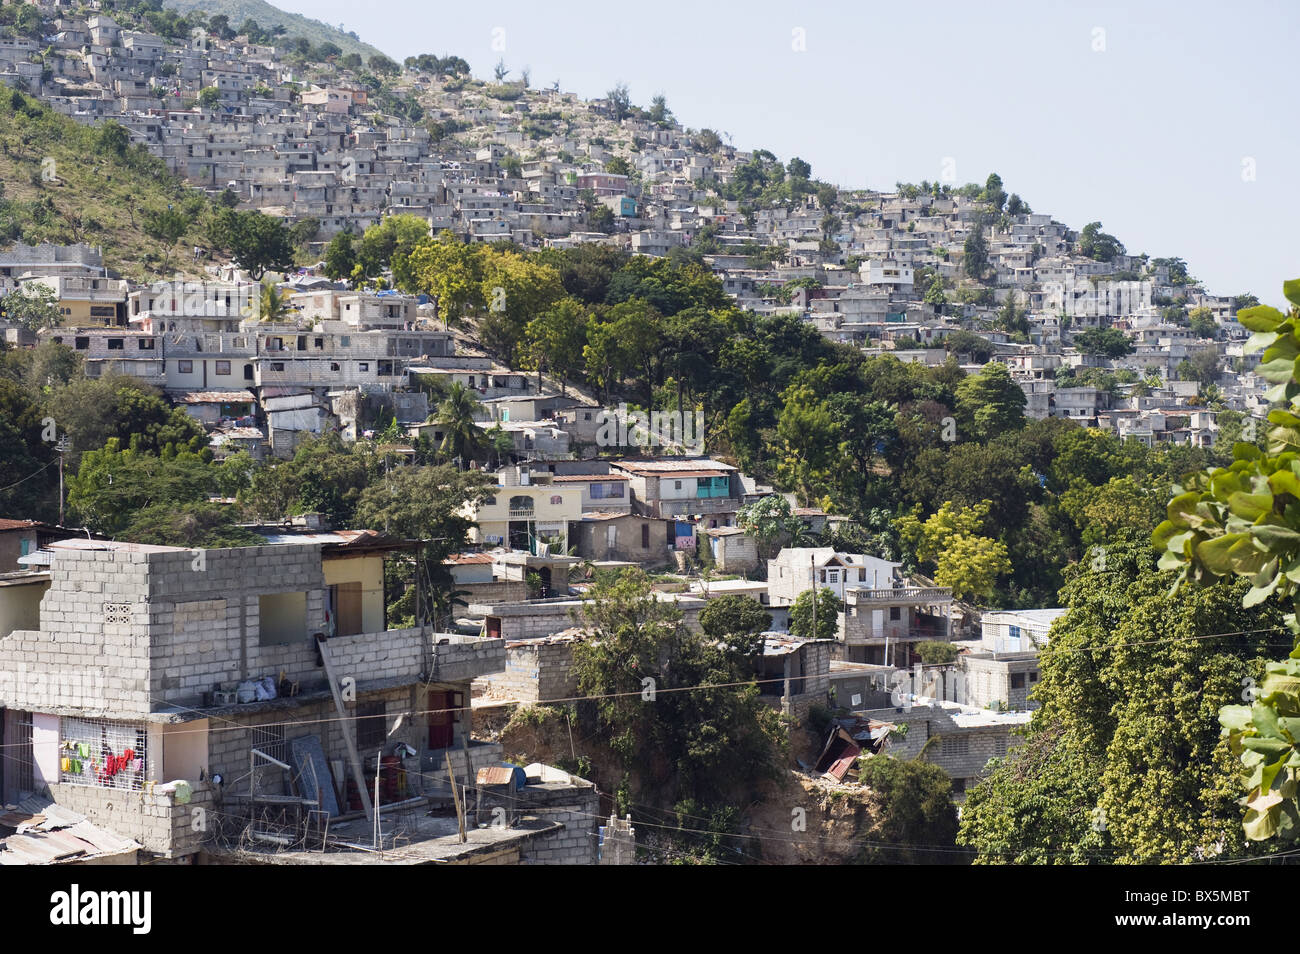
(0, 549, 154, 714)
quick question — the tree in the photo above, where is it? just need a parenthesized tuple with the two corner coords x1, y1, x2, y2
(523, 298, 589, 394)
(44, 377, 205, 472)
(789, 587, 838, 642)
(1073, 326, 1135, 358)
(368, 54, 399, 76)
(981, 172, 1006, 212)
(897, 501, 1010, 603)
(354, 463, 492, 557)
(648, 94, 672, 127)
(0, 284, 60, 331)
(695, 129, 722, 153)
(963, 225, 988, 280)
(405, 231, 484, 327)
(256, 281, 292, 323)
(356, 213, 431, 287)
(431, 381, 483, 465)
(1079, 222, 1125, 262)
(954, 362, 1026, 441)
(94, 121, 129, 158)
(198, 86, 221, 108)
(857, 756, 960, 864)
(208, 209, 294, 280)
(923, 275, 947, 310)
(960, 541, 1280, 863)
(476, 249, 566, 366)
(736, 495, 803, 565)
(786, 157, 811, 180)
(571, 569, 786, 825)
(1153, 279, 1300, 844)
(604, 156, 632, 176)
(1189, 306, 1218, 340)
(68, 439, 215, 537)
(606, 83, 631, 121)
(323, 231, 357, 281)
(143, 208, 190, 271)
(698, 595, 771, 658)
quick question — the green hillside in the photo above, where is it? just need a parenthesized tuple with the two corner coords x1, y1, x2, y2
(0, 91, 212, 280)
(163, 0, 389, 62)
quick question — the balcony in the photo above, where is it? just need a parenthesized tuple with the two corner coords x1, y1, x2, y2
(849, 586, 952, 604)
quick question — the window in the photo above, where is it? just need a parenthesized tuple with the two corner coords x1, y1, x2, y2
(940, 736, 969, 757)
(641, 524, 650, 548)
(1029, 671, 1039, 683)
(355, 701, 386, 749)
(889, 606, 901, 621)
(674, 480, 682, 490)
(74, 336, 89, 350)
(59, 717, 147, 791)
(107, 338, 124, 350)
(1010, 672, 1026, 689)
(358, 362, 369, 372)
(590, 482, 605, 500)
(828, 570, 839, 584)
(138, 338, 155, 350)
(177, 359, 193, 373)
(215, 360, 231, 375)
(608, 483, 624, 498)
(258, 592, 306, 645)
(271, 362, 284, 372)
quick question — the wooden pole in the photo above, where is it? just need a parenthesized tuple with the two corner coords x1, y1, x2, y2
(447, 756, 466, 843)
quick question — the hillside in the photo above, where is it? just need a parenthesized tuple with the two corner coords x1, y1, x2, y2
(162, 0, 389, 61)
(0, 92, 210, 280)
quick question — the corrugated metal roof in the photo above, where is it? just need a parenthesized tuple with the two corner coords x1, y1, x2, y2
(0, 795, 139, 865)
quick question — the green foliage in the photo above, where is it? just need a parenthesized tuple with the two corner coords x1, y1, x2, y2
(916, 640, 959, 664)
(954, 361, 1026, 441)
(856, 756, 961, 864)
(897, 500, 1010, 603)
(1153, 279, 1300, 842)
(207, 208, 295, 279)
(0, 284, 60, 331)
(960, 541, 1281, 862)
(1073, 327, 1135, 358)
(571, 569, 786, 831)
(1079, 222, 1125, 262)
(789, 587, 838, 641)
(698, 595, 771, 657)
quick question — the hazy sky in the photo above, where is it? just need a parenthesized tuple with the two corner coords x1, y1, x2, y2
(275, 0, 1295, 305)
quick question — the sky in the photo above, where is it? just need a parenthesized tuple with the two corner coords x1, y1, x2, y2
(275, 0, 1296, 305)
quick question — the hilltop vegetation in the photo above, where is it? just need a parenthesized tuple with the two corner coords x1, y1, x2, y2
(0, 91, 210, 279)
(162, 0, 388, 61)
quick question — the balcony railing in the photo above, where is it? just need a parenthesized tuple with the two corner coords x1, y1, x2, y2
(849, 586, 952, 603)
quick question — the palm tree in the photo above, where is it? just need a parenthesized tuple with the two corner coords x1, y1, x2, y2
(433, 382, 483, 466)
(484, 424, 515, 469)
(257, 281, 291, 323)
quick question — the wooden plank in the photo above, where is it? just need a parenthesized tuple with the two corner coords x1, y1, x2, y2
(317, 639, 374, 825)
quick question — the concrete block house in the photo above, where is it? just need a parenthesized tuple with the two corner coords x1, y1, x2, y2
(0, 536, 607, 863)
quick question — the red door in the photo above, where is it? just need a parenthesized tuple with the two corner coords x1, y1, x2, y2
(428, 691, 454, 749)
